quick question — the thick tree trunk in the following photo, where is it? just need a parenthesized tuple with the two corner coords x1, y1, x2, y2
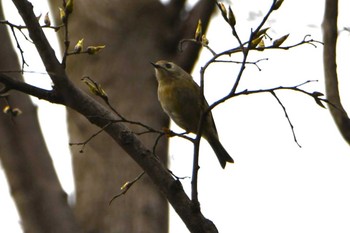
(64, 1, 169, 232)
(322, 0, 350, 144)
(0, 4, 80, 233)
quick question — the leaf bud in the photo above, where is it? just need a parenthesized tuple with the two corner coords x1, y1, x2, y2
(312, 91, 324, 97)
(228, 6, 236, 27)
(44, 12, 51, 26)
(201, 34, 209, 45)
(81, 76, 108, 101)
(11, 108, 22, 117)
(218, 2, 227, 20)
(3, 105, 10, 114)
(272, 34, 289, 47)
(121, 181, 131, 191)
(74, 38, 84, 53)
(194, 19, 202, 41)
(59, 7, 66, 23)
(254, 27, 270, 40)
(3, 106, 22, 117)
(86, 45, 106, 55)
(251, 36, 263, 48)
(65, 0, 74, 15)
(273, 0, 284, 10)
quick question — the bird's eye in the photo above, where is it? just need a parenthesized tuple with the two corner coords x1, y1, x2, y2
(165, 63, 172, 69)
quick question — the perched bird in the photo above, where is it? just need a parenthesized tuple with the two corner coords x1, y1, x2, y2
(151, 60, 233, 168)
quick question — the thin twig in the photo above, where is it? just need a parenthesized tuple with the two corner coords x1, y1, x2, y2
(0, 73, 63, 103)
(179, 39, 217, 56)
(270, 91, 302, 148)
(69, 122, 113, 152)
(109, 171, 145, 205)
(212, 58, 269, 71)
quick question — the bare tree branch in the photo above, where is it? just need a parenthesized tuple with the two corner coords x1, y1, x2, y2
(0, 73, 63, 103)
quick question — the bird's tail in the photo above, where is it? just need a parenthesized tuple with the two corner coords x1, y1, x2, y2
(207, 136, 234, 169)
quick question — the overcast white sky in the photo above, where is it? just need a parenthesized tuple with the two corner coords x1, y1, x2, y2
(1, 0, 350, 232)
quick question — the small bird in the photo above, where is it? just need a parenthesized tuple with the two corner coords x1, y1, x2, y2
(151, 60, 233, 168)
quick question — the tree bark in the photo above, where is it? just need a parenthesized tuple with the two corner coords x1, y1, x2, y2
(322, 0, 350, 144)
(0, 3, 80, 233)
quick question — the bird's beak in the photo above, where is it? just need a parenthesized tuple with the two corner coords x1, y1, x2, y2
(150, 62, 160, 69)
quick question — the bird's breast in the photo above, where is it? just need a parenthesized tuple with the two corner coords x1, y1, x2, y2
(157, 81, 200, 132)
(158, 84, 181, 115)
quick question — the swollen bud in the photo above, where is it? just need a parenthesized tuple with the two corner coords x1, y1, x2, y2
(81, 76, 108, 101)
(11, 108, 22, 117)
(86, 45, 106, 55)
(44, 12, 51, 26)
(201, 34, 209, 45)
(3, 105, 10, 114)
(312, 91, 326, 108)
(272, 34, 289, 47)
(258, 39, 265, 49)
(251, 36, 264, 48)
(3, 106, 22, 117)
(273, 0, 284, 10)
(74, 38, 84, 53)
(194, 19, 202, 41)
(228, 6, 236, 27)
(254, 27, 270, 39)
(312, 91, 324, 97)
(82, 79, 99, 96)
(65, 0, 74, 15)
(218, 2, 227, 20)
(59, 7, 66, 23)
(121, 181, 131, 191)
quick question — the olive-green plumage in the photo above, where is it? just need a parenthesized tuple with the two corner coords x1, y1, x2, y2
(152, 60, 233, 168)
